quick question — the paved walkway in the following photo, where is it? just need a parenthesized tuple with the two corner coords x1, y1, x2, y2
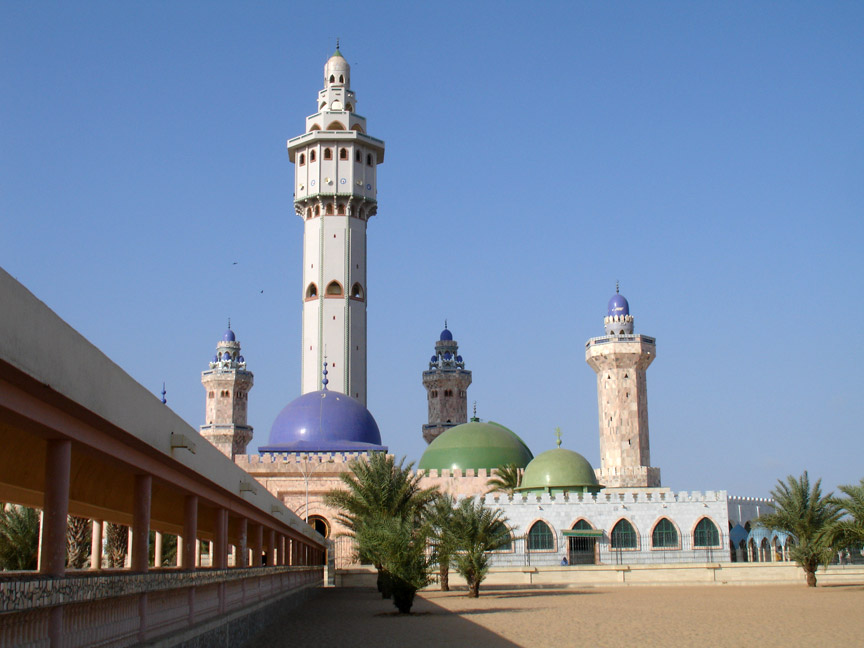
(248, 584, 864, 647)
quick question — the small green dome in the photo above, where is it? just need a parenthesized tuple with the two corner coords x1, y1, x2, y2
(418, 420, 533, 472)
(516, 448, 601, 494)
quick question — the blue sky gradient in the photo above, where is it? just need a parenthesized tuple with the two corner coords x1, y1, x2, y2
(2, 2, 862, 497)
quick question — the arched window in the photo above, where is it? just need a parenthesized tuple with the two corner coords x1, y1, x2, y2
(309, 125, 321, 132)
(306, 283, 318, 299)
(325, 203, 334, 215)
(572, 519, 594, 532)
(351, 283, 364, 299)
(309, 150, 316, 162)
(307, 515, 330, 538)
(306, 207, 312, 219)
(325, 280, 343, 296)
(314, 205, 320, 216)
(351, 123, 364, 133)
(327, 121, 346, 131)
(329, 74, 335, 83)
(611, 519, 637, 549)
(319, 101, 326, 110)
(337, 204, 345, 215)
(208, 391, 214, 399)
(652, 518, 678, 549)
(323, 148, 332, 160)
(355, 150, 362, 162)
(345, 103, 354, 112)
(366, 153, 373, 166)
(528, 521, 554, 551)
(338, 74, 344, 83)
(693, 518, 720, 547)
(339, 148, 348, 160)
(493, 523, 512, 552)
(299, 153, 305, 165)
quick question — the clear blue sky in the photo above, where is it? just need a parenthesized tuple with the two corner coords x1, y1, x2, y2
(2, 2, 862, 498)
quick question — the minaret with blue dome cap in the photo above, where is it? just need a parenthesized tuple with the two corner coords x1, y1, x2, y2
(287, 46, 385, 405)
(422, 322, 472, 444)
(585, 287, 660, 488)
(200, 323, 254, 459)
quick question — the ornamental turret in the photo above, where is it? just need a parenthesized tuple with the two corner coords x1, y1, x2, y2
(200, 326, 254, 460)
(585, 289, 660, 488)
(286, 47, 385, 405)
(422, 324, 472, 444)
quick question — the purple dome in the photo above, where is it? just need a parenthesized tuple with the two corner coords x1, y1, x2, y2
(259, 390, 387, 453)
(607, 293, 630, 317)
(456, 355, 463, 363)
(222, 351, 231, 360)
(439, 328, 453, 341)
(443, 352, 452, 360)
(430, 355, 438, 363)
(222, 329, 236, 342)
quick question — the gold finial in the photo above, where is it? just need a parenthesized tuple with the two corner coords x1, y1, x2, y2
(554, 427, 562, 448)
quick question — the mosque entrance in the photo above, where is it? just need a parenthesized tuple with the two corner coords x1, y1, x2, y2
(565, 521, 602, 565)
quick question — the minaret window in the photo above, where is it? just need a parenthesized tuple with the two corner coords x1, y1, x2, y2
(346, 103, 354, 112)
(310, 150, 317, 162)
(310, 125, 321, 132)
(326, 203, 334, 215)
(339, 148, 348, 160)
(339, 74, 344, 83)
(337, 204, 345, 215)
(327, 121, 346, 130)
(350, 283, 364, 299)
(351, 123, 363, 132)
(306, 283, 318, 299)
(324, 148, 332, 160)
(366, 154, 373, 166)
(325, 280, 344, 297)
(299, 153, 305, 166)
(329, 74, 335, 83)
(314, 205, 321, 216)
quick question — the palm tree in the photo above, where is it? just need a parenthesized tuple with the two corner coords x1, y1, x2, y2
(758, 471, 842, 587)
(66, 516, 92, 569)
(354, 513, 432, 613)
(324, 453, 438, 597)
(428, 493, 457, 591)
(105, 523, 128, 568)
(827, 478, 864, 553)
(451, 498, 510, 597)
(0, 504, 39, 571)
(486, 463, 522, 495)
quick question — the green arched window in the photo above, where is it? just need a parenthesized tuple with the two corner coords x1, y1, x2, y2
(493, 523, 512, 551)
(610, 519, 637, 549)
(527, 521, 553, 551)
(694, 518, 720, 547)
(572, 519, 593, 531)
(652, 518, 678, 548)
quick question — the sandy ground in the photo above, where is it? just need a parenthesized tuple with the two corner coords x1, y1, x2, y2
(249, 583, 864, 648)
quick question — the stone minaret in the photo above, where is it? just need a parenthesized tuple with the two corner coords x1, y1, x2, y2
(200, 327, 254, 459)
(286, 47, 385, 405)
(585, 288, 660, 488)
(422, 324, 472, 444)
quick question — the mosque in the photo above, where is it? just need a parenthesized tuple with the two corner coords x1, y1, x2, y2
(202, 48, 786, 569)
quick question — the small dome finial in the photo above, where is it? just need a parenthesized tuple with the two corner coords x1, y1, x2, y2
(322, 359, 329, 389)
(336, 37, 340, 50)
(470, 401, 478, 422)
(615, 281, 619, 295)
(160, 382, 167, 405)
(554, 426, 562, 448)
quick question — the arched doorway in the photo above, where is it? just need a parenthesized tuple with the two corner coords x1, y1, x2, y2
(307, 515, 330, 538)
(566, 520, 600, 565)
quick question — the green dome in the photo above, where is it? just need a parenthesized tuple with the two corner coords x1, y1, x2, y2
(516, 448, 601, 494)
(418, 420, 534, 472)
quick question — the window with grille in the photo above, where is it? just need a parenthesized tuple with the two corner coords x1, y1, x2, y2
(652, 518, 678, 548)
(611, 519, 637, 549)
(528, 521, 553, 551)
(694, 518, 720, 547)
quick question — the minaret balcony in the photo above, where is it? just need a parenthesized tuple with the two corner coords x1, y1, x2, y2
(585, 334, 656, 349)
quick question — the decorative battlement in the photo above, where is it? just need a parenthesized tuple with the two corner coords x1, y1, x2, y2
(240, 452, 372, 466)
(480, 489, 728, 507)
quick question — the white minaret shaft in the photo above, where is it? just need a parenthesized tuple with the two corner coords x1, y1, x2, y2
(286, 48, 385, 404)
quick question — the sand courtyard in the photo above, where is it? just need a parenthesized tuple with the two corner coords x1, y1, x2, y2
(251, 583, 864, 647)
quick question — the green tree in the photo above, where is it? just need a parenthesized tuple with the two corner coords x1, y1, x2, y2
(324, 453, 438, 598)
(451, 498, 510, 598)
(827, 478, 864, 552)
(758, 472, 842, 587)
(485, 463, 522, 495)
(428, 493, 457, 591)
(0, 504, 39, 571)
(105, 523, 128, 568)
(66, 516, 92, 569)
(355, 513, 432, 613)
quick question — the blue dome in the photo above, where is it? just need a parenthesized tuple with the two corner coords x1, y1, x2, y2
(439, 328, 453, 341)
(607, 293, 630, 317)
(456, 355, 463, 363)
(443, 352, 452, 360)
(222, 329, 236, 342)
(259, 390, 387, 453)
(222, 351, 231, 360)
(430, 355, 438, 362)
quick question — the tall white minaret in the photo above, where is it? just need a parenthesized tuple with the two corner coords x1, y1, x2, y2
(286, 47, 385, 404)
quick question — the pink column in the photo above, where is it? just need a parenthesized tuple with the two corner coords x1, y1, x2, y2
(182, 495, 198, 570)
(237, 518, 248, 568)
(214, 508, 228, 569)
(276, 534, 284, 566)
(41, 439, 71, 577)
(90, 519, 103, 570)
(131, 475, 152, 572)
(253, 524, 263, 567)
(268, 529, 276, 566)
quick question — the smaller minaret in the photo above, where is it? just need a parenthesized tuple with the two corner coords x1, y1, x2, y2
(200, 325, 254, 460)
(585, 289, 660, 488)
(422, 323, 472, 444)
